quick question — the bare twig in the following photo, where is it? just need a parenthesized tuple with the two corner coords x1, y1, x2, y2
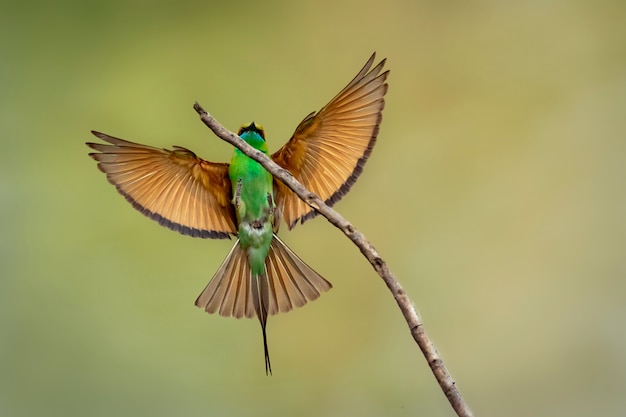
(193, 102, 474, 417)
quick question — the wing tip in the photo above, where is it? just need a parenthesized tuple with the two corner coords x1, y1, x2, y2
(90, 130, 113, 142)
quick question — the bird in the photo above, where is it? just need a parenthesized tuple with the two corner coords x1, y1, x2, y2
(86, 53, 389, 374)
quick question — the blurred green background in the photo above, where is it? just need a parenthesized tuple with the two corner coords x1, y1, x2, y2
(2, 0, 625, 416)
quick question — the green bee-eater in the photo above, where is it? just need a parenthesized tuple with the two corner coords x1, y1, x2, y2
(87, 53, 388, 374)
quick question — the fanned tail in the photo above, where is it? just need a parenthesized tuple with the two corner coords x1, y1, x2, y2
(195, 235, 332, 374)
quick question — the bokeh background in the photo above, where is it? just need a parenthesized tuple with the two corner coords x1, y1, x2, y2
(2, 1, 625, 416)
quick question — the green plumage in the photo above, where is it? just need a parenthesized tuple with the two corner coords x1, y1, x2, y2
(228, 123, 275, 373)
(229, 127, 274, 276)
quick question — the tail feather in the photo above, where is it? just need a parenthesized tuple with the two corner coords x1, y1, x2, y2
(195, 234, 332, 374)
(265, 235, 333, 315)
(251, 271, 271, 375)
(195, 239, 255, 319)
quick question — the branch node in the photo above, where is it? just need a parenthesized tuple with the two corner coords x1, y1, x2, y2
(372, 256, 384, 270)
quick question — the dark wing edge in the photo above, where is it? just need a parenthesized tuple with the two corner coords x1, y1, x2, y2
(274, 53, 389, 229)
(87, 130, 236, 239)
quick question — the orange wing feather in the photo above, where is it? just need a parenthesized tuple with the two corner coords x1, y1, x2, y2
(271, 53, 389, 229)
(87, 131, 237, 239)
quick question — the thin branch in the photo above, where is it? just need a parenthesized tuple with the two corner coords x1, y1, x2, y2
(193, 102, 474, 417)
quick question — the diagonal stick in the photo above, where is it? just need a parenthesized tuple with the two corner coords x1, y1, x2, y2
(193, 102, 474, 417)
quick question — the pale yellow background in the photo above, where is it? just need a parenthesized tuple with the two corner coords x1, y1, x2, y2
(2, 1, 625, 416)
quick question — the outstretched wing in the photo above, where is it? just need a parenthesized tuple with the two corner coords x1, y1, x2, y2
(87, 131, 237, 239)
(271, 53, 389, 229)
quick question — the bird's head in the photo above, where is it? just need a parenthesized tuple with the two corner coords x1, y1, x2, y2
(238, 122, 265, 140)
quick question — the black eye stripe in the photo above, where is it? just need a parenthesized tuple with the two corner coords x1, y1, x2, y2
(238, 122, 265, 140)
